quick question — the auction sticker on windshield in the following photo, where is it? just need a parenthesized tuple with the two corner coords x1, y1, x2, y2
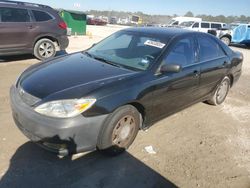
(144, 40, 166, 49)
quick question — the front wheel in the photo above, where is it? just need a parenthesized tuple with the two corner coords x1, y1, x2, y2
(97, 105, 140, 155)
(207, 76, 230, 105)
(220, 36, 231, 46)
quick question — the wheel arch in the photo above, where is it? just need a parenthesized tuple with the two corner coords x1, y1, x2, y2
(33, 35, 59, 48)
(228, 74, 234, 87)
(220, 34, 232, 41)
(127, 102, 146, 129)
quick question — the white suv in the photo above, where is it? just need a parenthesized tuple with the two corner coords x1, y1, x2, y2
(181, 21, 227, 33)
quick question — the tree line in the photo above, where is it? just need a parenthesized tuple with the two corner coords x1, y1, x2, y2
(184, 11, 250, 24)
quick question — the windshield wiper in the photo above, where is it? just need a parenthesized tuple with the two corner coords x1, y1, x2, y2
(83, 51, 93, 58)
(93, 56, 122, 68)
(83, 52, 122, 68)
(83, 52, 138, 71)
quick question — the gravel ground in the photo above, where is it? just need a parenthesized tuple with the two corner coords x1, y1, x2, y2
(0, 25, 249, 188)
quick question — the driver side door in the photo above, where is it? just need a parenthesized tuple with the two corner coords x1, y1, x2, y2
(150, 36, 201, 122)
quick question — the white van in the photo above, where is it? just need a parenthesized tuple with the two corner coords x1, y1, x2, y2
(181, 21, 227, 33)
(168, 17, 202, 27)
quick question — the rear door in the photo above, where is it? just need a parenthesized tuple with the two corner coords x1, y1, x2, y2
(29, 9, 57, 38)
(196, 35, 229, 98)
(0, 7, 33, 52)
(150, 35, 201, 121)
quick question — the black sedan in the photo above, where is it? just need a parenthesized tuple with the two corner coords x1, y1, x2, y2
(10, 27, 243, 156)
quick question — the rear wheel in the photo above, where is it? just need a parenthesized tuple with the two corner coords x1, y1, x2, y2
(97, 105, 140, 155)
(207, 76, 230, 105)
(220, 36, 231, 46)
(34, 38, 56, 60)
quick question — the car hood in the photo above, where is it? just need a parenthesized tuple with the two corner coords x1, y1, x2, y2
(19, 52, 135, 99)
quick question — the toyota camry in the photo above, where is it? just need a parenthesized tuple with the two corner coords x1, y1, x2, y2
(10, 27, 243, 156)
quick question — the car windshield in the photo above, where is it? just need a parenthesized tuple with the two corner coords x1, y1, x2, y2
(87, 31, 168, 71)
(179, 21, 194, 27)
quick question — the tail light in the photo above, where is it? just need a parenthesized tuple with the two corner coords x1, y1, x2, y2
(58, 21, 67, 30)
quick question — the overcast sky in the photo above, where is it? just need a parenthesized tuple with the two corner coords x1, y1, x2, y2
(15, 0, 250, 16)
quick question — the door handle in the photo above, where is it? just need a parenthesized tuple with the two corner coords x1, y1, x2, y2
(28, 25, 33, 29)
(193, 70, 200, 77)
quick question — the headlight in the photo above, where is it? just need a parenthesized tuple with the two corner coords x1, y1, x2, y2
(34, 98, 96, 118)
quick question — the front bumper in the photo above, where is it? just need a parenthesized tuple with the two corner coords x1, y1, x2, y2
(10, 86, 108, 155)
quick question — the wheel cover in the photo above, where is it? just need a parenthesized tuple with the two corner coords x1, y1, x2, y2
(216, 80, 229, 103)
(112, 115, 136, 148)
(38, 42, 54, 58)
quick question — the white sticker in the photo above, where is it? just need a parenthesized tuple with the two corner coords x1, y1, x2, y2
(144, 40, 165, 49)
(141, 59, 149, 64)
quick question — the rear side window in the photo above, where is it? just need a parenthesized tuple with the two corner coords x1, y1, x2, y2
(198, 36, 226, 62)
(0, 7, 30, 22)
(201, 22, 210, 28)
(32, 10, 53, 22)
(211, 23, 222, 29)
(165, 37, 195, 67)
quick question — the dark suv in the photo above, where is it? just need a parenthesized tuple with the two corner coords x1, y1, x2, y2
(0, 0, 69, 60)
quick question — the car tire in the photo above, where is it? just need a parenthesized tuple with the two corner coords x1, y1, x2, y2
(207, 76, 230, 106)
(97, 105, 140, 156)
(220, 36, 231, 46)
(34, 38, 56, 60)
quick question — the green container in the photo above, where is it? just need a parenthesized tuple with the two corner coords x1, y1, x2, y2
(59, 10, 87, 35)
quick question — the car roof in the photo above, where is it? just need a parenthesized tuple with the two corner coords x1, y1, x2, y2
(0, 0, 52, 10)
(123, 27, 195, 38)
(200, 21, 225, 24)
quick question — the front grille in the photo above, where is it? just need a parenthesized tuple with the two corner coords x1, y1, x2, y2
(18, 87, 40, 106)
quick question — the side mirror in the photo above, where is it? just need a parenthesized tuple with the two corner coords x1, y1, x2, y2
(160, 64, 182, 73)
(91, 43, 96, 48)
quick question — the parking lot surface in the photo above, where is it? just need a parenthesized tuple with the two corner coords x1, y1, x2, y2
(0, 25, 249, 188)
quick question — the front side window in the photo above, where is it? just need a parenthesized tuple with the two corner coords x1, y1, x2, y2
(179, 21, 194, 27)
(32, 10, 53, 22)
(87, 31, 169, 71)
(198, 36, 226, 62)
(193, 22, 199, 28)
(164, 37, 195, 67)
(0, 7, 30, 22)
(172, 21, 179, 25)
